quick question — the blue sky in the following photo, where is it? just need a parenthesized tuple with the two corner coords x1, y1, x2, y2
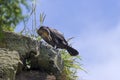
(16, 0, 120, 80)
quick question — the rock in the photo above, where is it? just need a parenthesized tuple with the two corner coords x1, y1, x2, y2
(30, 42, 63, 74)
(0, 31, 64, 80)
(0, 48, 22, 80)
(0, 31, 37, 58)
(16, 70, 56, 80)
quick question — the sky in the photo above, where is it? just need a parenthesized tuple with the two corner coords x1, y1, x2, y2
(16, 0, 120, 80)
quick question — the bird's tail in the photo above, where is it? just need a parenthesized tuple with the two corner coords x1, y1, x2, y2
(66, 46, 79, 56)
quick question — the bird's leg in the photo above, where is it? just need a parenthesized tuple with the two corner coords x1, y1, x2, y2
(54, 45, 57, 49)
(52, 45, 56, 50)
(53, 45, 59, 52)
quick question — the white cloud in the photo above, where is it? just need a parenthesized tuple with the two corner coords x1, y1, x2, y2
(85, 59, 120, 80)
(74, 23, 120, 80)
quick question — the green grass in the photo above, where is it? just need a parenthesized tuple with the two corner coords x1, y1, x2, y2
(60, 50, 84, 80)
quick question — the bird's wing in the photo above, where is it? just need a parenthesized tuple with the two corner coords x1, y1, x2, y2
(47, 27, 68, 45)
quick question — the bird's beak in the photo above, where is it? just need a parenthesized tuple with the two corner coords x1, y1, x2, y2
(37, 29, 41, 35)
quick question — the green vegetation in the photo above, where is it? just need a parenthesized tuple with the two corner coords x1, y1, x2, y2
(60, 50, 83, 80)
(0, 0, 30, 31)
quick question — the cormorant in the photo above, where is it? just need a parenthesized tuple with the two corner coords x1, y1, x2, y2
(37, 26, 79, 56)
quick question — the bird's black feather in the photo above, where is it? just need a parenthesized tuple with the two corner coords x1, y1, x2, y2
(37, 26, 79, 56)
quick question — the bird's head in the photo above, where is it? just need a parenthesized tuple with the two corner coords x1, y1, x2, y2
(37, 26, 47, 35)
(37, 26, 52, 41)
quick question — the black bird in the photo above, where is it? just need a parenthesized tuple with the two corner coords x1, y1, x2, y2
(37, 26, 79, 56)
